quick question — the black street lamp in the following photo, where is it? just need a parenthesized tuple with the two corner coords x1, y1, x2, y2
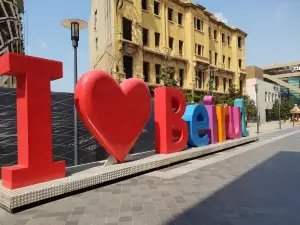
(209, 69, 214, 96)
(62, 19, 88, 166)
(254, 84, 259, 134)
(278, 86, 281, 130)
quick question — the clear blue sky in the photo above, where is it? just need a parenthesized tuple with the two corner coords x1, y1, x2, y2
(24, 0, 300, 93)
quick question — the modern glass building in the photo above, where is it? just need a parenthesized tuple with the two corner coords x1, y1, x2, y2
(263, 62, 300, 105)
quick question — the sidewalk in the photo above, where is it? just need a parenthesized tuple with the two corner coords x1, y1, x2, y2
(247, 120, 300, 136)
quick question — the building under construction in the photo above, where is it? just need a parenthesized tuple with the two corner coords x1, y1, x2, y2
(0, 0, 24, 88)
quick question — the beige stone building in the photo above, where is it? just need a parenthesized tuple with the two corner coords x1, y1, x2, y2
(88, 0, 247, 95)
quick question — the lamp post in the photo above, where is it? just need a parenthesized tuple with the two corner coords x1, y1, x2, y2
(62, 19, 88, 165)
(209, 69, 214, 96)
(190, 78, 195, 103)
(278, 87, 281, 130)
(254, 84, 259, 134)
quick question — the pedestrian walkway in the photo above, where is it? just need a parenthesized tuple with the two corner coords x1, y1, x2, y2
(1, 127, 300, 225)
(258, 127, 299, 142)
(247, 120, 300, 136)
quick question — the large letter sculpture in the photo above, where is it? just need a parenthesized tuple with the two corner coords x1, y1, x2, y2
(216, 105, 227, 142)
(226, 106, 242, 139)
(234, 99, 249, 137)
(203, 96, 218, 144)
(0, 53, 65, 189)
(154, 87, 188, 154)
(75, 70, 151, 163)
(183, 104, 210, 147)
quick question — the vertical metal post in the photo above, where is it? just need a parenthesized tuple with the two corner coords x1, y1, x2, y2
(278, 91, 281, 130)
(293, 114, 295, 127)
(191, 79, 194, 103)
(210, 69, 214, 96)
(74, 46, 79, 165)
(255, 84, 259, 134)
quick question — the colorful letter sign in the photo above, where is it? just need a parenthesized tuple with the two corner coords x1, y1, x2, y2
(216, 105, 227, 142)
(226, 106, 242, 139)
(183, 104, 210, 147)
(234, 99, 249, 137)
(0, 53, 65, 189)
(203, 96, 218, 144)
(75, 70, 151, 163)
(0, 53, 250, 189)
(154, 87, 188, 154)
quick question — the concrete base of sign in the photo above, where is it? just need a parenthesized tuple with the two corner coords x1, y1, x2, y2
(0, 136, 258, 213)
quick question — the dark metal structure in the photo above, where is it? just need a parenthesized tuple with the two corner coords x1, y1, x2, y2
(0, 0, 24, 88)
(0, 88, 156, 178)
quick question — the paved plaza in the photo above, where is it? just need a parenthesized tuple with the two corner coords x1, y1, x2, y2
(0, 126, 300, 225)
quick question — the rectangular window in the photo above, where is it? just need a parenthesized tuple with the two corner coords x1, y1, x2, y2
(215, 76, 219, 91)
(142, 0, 147, 10)
(143, 62, 149, 82)
(209, 51, 212, 64)
(178, 12, 183, 25)
(179, 40, 183, 55)
(155, 64, 161, 84)
(213, 30, 217, 40)
(168, 8, 173, 21)
(197, 19, 200, 30)
(240, 79, 243, 93)
(223, 55, 225, 64)
(272, 93, 274, 102)
(222, 33, 225, 43)
(229, 79, 232, 88)
(195, 44, 203, 56)
(268, 92, 271, 102)
(154, 1, 159, 15)
(238, 36, 242, 48)
(227, 36, 231, 45)
(239, 59, 242, 68)
(169, 37, 173, 49)
(196, 70, 203, 89)
(194, 18, 202, 31)
(215, 52, 218, 65)
(228, 57, 231, 68)
(223, 78, 227, 92)
(179, 69, 184, 87)
(122, 17, 132, 41)
(209, 27, 211, 38)
(142, 28, 148, 46)
(265, 92, 267, 102)
(155, 32, 160, 47)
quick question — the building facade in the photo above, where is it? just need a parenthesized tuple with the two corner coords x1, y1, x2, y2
(246, 77, 279, 123)
(246, 66, 280, 123)
(89, 0, 247, 95)
(0, 0, 24, 88)
(263, 62, 300, 105)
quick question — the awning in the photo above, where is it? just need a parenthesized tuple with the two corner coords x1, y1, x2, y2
(290, 104, 300, 114)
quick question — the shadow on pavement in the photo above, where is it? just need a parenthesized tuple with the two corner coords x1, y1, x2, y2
(166, 151, 300, 225)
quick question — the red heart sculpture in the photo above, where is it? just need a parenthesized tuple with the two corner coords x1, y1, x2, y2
(75, 70, 151, 163)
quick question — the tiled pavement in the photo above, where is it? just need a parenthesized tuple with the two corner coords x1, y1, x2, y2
(257, 126, 299, 141)
(1, 128, 300, 225)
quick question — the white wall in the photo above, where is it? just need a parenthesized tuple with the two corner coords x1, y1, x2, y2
(246, 78, 279, 123)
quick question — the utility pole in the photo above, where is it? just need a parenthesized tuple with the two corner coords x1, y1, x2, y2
(191, 79, 195, 103)
(209, 69, 214, 96)
(255, 84, 259, 134)
(278, 87, 281, 129)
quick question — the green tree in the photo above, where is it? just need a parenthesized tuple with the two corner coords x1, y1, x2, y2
(271, 99, 294, 122)
(155, 66, 195, 102)
(157, 67, 179, 87)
